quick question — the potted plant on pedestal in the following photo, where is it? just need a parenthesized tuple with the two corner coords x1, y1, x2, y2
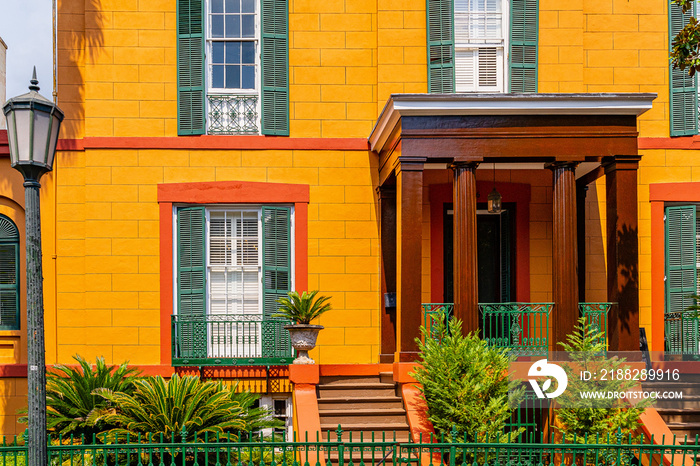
(273, 290, 332, 364)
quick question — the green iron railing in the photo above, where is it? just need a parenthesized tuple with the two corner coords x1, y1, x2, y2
(171, 314, 293, 366)
(2, 428, 700, 466)
(479, 303, 553, 357)
(579, 302, 611, 346)
(207, 94, 259, 134)
(665, 309, 700, 355)
(421, 303, 453, 340)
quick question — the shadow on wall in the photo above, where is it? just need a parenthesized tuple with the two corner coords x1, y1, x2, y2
(615, 222, 639, 340)
(57, 0, 104, 139)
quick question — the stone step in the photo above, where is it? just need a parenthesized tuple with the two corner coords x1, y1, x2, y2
(318, 383, 397, 398)
(320, 427, 411, 443)
(320, 375, 383, 385)
(379, 371, 394, 384)
(318, 396, 404, 410)
(644, 382, 700, 396)
(320, 408, 408, 425)
(665, 422, 700, 439)
(655, 396, 700, 410)
(658, 409, 700, 424)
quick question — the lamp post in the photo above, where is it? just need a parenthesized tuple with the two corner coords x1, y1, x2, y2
(2, 68, 63, 466)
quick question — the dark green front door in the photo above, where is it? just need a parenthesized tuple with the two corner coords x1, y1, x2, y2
(443, 203, 514, 304)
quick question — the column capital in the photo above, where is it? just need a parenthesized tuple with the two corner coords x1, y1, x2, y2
(602, 155, 641, 173)
(394, 157, 426, 174)
(449, 161, 480, 171)
(545, 161, 579, 171)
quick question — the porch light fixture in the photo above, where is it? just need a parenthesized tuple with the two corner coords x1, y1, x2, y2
(2, 68, 63, 466)
(487, 164, 502, 213)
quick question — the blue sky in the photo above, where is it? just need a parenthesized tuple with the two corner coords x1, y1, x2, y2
(1, 0, 53, 100)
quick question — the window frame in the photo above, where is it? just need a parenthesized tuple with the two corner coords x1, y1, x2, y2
(171, 204, 295, 363)
(0, 215, 20, 331)
(453, 0, 510, 93)
(158, 179, 309, 367)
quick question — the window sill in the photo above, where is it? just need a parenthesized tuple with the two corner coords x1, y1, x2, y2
(0, 330, 21, 337)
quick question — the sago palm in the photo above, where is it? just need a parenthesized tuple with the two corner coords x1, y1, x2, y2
(272, 290, 332, 324)
(19, 355, 141, 438)
(93, 374, 262, 442)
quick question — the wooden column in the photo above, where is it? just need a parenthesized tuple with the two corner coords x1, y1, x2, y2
(604, 155, 641, 351)
(548, 162, 579, 350)
(395, 159, 425, 361)
(378, 186, 397, 363)
(451, 162, 479, 334)
(576, 184, 587, 302)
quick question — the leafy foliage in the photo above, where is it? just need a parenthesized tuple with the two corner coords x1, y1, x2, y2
(92, 374, 281, 442)
(411, 319, 522, 442)
(272, 290, 332, 325)
(19, 355, 141, 438)
(671, 0, 700, 75)
(555, 318, 652, 440)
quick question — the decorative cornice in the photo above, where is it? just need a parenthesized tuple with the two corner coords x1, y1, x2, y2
(369, 93, 657, 153)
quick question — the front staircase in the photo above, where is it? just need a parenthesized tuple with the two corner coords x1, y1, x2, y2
(645, 373, 700, 442)
(317, 372, 411, 443)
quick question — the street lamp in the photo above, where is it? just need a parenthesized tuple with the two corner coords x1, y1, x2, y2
(2, 68, 63, 466)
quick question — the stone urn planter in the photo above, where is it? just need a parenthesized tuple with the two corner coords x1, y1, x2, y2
(284, 324, 324, 364)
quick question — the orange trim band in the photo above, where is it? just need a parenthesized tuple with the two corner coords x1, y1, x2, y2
(0, 364, 176, 378)
(159, 180, 310, 365)
(53, 136, 369, 152)
(638, 136, 700, 150)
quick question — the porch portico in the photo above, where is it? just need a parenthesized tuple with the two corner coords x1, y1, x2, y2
(368, 93, 656, 363)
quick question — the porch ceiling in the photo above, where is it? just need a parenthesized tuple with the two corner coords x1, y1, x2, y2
(369, 93, 656, 185)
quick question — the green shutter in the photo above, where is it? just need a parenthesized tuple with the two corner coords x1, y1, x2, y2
(0, 216, 19, 331)
(669, 0, 698, 136)
(177, 0, 206, 136)
(426, 0, 455, 93)
(177, 206, 207, 358)
(509, 0, 538, 93)
(666, 206, 698, 314)
(261, 0, 289, 136)
(262, 206, 292, 357)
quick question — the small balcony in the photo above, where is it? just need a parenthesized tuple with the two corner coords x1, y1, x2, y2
(171, 314, 293, 366)
(664, 309, 700, 355)
(422, 302, 611, 357)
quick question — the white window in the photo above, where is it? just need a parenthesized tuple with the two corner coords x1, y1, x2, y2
(206, 0, 261, 134)
(208, 209, 263, 358)
(172, 205, 294, 363)
(454, 0, 507, 92)
(258, 395, 293, 439)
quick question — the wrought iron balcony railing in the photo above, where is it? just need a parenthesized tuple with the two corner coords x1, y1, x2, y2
(480, 302, 553, 357)
(207, 94, 259, 134)
(665, 309, 700, 355)
(171, 314, 293, 366)
(422, 302, 611, 357)
(579, 302, 611, 346)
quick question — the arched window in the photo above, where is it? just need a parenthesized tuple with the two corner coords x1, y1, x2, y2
(0, 216, 20, 330)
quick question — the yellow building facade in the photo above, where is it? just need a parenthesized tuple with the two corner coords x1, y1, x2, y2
(0, 0, 694, 435)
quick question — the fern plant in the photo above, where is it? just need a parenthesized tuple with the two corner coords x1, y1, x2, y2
(18, 355, 141, 439)
(272, 290, 331, 325)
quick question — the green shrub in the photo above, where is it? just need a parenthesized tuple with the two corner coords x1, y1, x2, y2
(555, 318, 652, 440)
(411, 319, 522, 442)
(19, 355, 141, 439)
